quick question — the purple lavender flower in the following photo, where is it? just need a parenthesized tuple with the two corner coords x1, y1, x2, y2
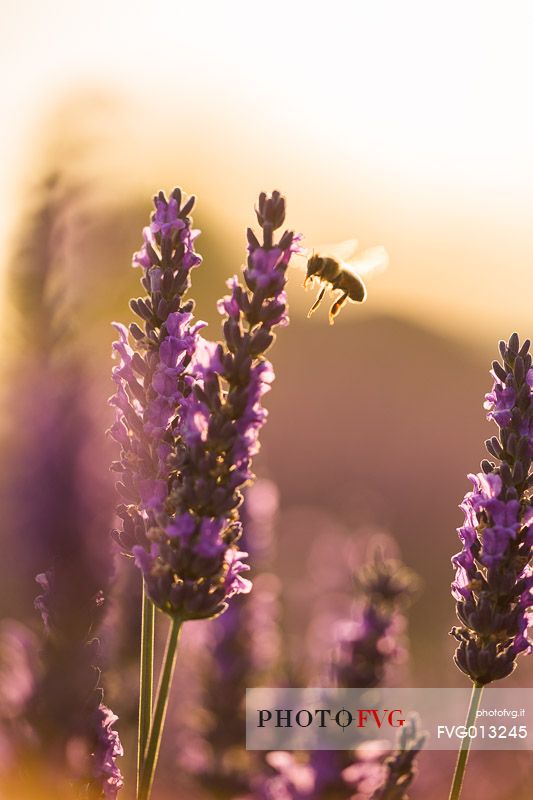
(451, 333, 533, 685)
(251, 751, 316, 800)
(93, 705, 124, 799)
(256, 548, 419, 800)
(2, 174, 123, 799)
(32, 570, 124, 799)
(306, 552, 417, 799)
(332, 550, 417, 690)
(256, 749, 386, 800)
(110, 189, 201, 542)
(187, 480, 284, 796)
(110, 189, 296, 622)
(341, 749, 388, 800)
(369, 714, 426, 800)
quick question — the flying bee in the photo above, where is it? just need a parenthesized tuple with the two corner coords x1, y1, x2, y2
(296, 239, 388, 324)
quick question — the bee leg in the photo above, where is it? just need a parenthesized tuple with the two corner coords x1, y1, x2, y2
(329, 291, 349, 324)
(307, 285, 327, 317)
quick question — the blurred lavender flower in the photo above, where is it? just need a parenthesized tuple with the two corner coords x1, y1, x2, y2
(1, 175, 122, 798)
(305, 550, 418, 800)
(252, 751, 316, 800)
(451, 333, 533, 685)
(33, 573, 123, 798)
(255, 547, 419, 800)
(0, 621, 38, 772)
(331, 550, 418, 690)
(341, 742, 391, 800)
(254, 747, 386, 800)
(92, 706, 124, 799)
(110, 189, 296, 622)
(369, 714, 426, 800)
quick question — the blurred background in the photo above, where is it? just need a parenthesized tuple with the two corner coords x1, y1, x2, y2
(0, 1, 532, 798)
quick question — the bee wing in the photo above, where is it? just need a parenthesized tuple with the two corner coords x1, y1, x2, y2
(317, 238, 360, 261)
(343, 245, 389, 278)
(290, 238, 360, 272)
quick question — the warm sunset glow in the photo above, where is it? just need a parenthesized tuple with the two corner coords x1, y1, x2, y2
(2, 7, 533, 798)
(2, 1, 533, 345)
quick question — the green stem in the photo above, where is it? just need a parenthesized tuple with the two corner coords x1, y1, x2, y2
(138, 616, 182, 800)
(137, 585, 155, 798)
(448, 683, 484, 800)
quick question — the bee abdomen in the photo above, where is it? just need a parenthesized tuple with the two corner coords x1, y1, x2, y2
(334, 271, 366, 302)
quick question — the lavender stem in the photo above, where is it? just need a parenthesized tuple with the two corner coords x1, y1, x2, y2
(137, 585, 155, 796)
(139, 616, 182, 800)
(448, 683, 483, 800)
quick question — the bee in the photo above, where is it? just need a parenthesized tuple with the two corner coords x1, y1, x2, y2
(298, 239, 388, 324)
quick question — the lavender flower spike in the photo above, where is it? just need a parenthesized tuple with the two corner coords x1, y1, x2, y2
(451, 333, 533, 685)
(110, 188, 202, 553)
(111, 189, 297, 622)
(332, 549, 418, 689)
(370, 714, 427, 800)
(309, 550, 418, 800)
(257, 548, 419, 800)
(93, 705, 125, 799)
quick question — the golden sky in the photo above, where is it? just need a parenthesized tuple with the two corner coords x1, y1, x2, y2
(2, 0, 533, 346)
